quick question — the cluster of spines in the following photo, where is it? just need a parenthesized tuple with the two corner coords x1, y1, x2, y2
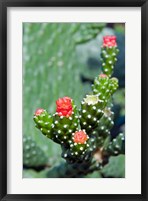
(101, 45, 119, 77)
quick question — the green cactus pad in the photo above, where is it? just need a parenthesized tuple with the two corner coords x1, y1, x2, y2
(101, 154, 125, 178)
(47, 159, 93, 178)
(23, 136, 48, 167)
(74, 23, 105, 44)
(33, 110, 54, 139)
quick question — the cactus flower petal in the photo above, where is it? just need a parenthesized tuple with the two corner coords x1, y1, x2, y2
(73, 130, 88, 144)
(84, 95, 99, 105)
(103, 35, 117, 47)
(34, 108, 44, 116)
(99, 74, 108, 78)
(56, 96, 73, 117)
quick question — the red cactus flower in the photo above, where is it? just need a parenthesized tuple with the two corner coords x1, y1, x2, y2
(103, 36, 117, 47)
(73, 130, 88, 144)
(34, 108, 44, 116)
(56, 96, 73, 117)
(99, 74, 108, 78)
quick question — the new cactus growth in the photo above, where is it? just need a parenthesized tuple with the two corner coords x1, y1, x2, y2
(32, 35, 125, 178)
(101, 36, 119, 77)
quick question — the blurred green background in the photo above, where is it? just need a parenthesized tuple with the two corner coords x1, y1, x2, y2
(23, 23, 125, 178)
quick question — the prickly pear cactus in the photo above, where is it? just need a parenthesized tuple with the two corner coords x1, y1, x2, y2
(23, 136, 48, 168)
(101, 154, 125, 178)
(32, 35, 125, 178)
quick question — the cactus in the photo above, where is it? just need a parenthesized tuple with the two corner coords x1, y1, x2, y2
(31, 34, 125, 178)
(23, 23, 105, 161)
(23, 136, 48, 168)
(101, 36, 119, 77)
(104, 133, 125, 156)
(101, 154, 125, 178)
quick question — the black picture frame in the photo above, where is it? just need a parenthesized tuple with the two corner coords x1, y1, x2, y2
(0, 0, 148, 200)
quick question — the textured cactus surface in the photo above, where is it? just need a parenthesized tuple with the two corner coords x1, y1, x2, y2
(23, 136, 48, 167)
(101, 154, 125, 178)
(23, 23, 105, 162)
(23, 23, 125, 178)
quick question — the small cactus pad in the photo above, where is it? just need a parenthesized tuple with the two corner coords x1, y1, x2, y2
(23, 136, 48, 167)
(33, 109, 54, 139)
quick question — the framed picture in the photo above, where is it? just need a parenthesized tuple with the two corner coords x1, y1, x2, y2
(0, 0, 147, 200)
